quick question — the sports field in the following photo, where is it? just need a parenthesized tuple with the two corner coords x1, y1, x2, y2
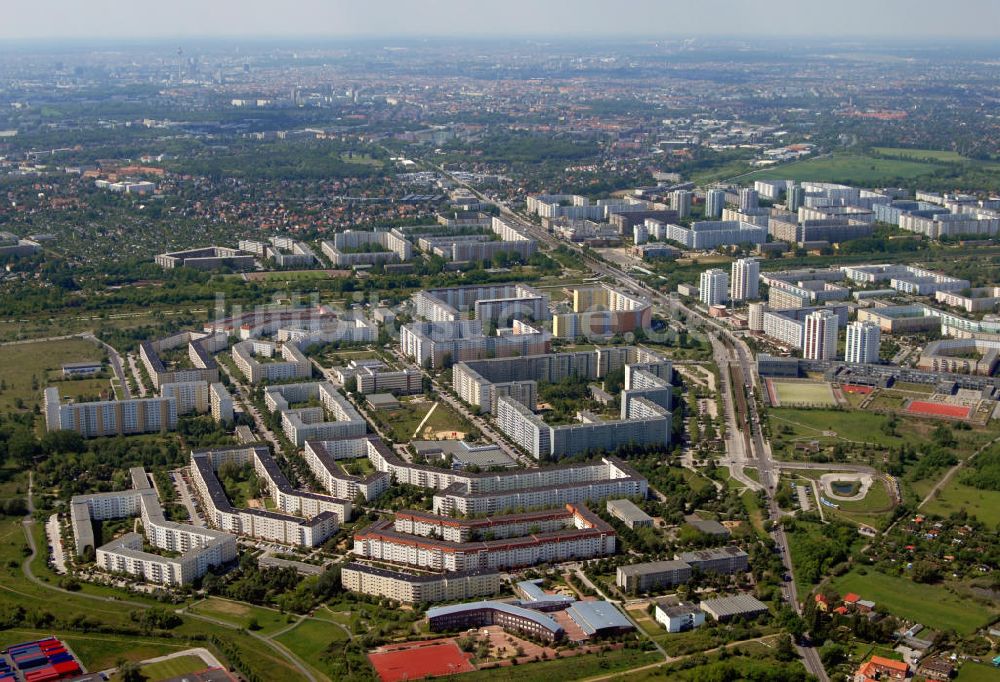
(906, 400, 972, 420)
(139, 655, 208, 681)
(768, 380, 837, 407)
(368, 640, 474, 682)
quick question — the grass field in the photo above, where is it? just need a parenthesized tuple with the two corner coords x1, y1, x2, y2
(140, 654, 208, 681)
(830, 569, 997, 634)
(745, 153, 942, 184)
(188, 597, 291, 635)
(771, 381, 837, 407)
(0, 337, 105, 413)
(273, 619, 350, 680)
(956, 662, 1000, 681)
(770, 408, 899, 445)
(873, 147, 968, 162)
(383, 398, 474, 442)
(828, 478, 895, 525)
(921, 478, 1000, 528)
(0, 519, 303, 679)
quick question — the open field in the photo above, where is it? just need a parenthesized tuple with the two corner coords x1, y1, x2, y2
(188, 597, 291, 635)
(830, 569, 997, 634)
(872, 147, 968, 162)
(769, 380, 837, 407)
(956, 662, 1000, 681)
(0, 337, 105, 413)
(745, 153, 942, 184)
(243, 269, 351, 282)
(140, 654, 209, 681)
(274, 619, 349, 680)
(921, 479, 1000, 528)
(0, 519, 303, 679)
(382, 397, 474, 442)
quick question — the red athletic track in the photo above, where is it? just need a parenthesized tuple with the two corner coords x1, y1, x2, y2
(841, 384, 873, 395)
(369, 640, 475, 682)
(906, 400, 971, 419)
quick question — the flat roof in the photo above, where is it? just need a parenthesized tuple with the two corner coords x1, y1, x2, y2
(685, 515, 730, 536)
(607, 498, 653, 523)
(700, 593, 768, 618)
(516, 579, 575, 604)
(675, 546, 747, 563)
(566, 601, 633, 635)
(618, 560, 691, 577)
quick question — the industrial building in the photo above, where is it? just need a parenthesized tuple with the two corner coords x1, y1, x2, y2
(698, 594, 769, 622)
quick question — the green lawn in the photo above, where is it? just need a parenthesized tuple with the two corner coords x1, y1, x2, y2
(274, 619, 349, 679)
(921, 479, 1000, 528)
(0, 337, 106, 413)
(0, 630, 189, 673)
(830, 569, 997, 634)
(140, 654, 209, 681)
(956, 662, 1000, 681)
(188, 597, 291, 635)
(770, 381, 837, 407)
(872, 147, 968, 162)
(745, 153, 941, 184)
(741, 490, 767, 539)
(769, 408, 902, 446)
(383, 398, 475, 442)
(0, 519, 303, 679)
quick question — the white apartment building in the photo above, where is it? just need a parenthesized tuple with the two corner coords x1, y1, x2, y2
(845, 321, 881, 364)
(738, 187, 759, 211)
(232, 339, 312, 384)
(44, 387, 177, 438)
(209, 382, 234, 423)
(700, 269, 729, 306)
(341, 563, 502, 604)
(730, 258, 760, 302)
(705, 189, 726, 219)
(803, 309, 839, 360)
(160, 380, 210, 415)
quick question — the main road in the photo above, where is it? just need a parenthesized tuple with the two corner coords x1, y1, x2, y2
(433, 165, 828, 681)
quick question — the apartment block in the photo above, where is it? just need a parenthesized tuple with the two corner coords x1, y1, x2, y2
(44, 387, 177, 438)
(341, 563, 502, 604)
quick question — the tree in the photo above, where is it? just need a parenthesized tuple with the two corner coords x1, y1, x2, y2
(775, 634, 798, 662)
(819, 641, 846, 668)
(117, 660, 143, 682)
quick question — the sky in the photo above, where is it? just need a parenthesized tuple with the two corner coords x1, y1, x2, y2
(2, 0, 999, 41)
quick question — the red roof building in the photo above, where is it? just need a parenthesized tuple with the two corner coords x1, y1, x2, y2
(854, 655, 908, 682)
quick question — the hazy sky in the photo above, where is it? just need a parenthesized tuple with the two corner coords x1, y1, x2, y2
(3, 0, 999, 41)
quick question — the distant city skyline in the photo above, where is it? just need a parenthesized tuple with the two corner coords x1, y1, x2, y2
(3, 0, 1000, 41)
